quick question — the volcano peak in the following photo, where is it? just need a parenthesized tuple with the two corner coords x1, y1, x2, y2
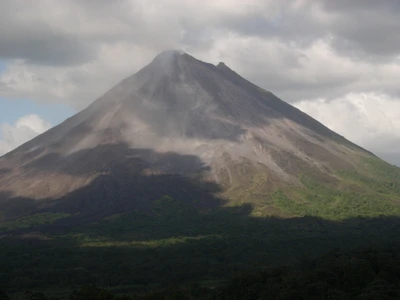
(0, 51, 374, 220)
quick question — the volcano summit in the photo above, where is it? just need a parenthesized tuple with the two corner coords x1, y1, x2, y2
(0, 51, 389, 220)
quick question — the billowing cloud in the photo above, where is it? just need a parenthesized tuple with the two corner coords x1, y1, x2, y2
(0, 115, 51, 156)
(0, 0, 399, 107)
(295, 93, 400, 165)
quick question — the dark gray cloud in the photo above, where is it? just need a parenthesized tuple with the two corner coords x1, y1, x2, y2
(0, 1, 97, 65)
(1, 0, 399, 67)
(322, 0, 400, 59)
(0, 0, 398, 104)
(220, 1, 400, 61)
(0, 29, 96, 66)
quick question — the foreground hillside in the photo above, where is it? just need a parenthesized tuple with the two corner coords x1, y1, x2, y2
(2, 213, 400, 299)
(1, 155, 400, 296)
(4, 247, 400, 299)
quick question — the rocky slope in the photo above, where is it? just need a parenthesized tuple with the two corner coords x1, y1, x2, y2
(0, 50, 379, 221)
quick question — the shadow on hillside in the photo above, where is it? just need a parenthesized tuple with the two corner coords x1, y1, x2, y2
(0, 145, 399, 294)
(23, 142, 212, 177)
(1, 198, 400, 293)
(0, 192, 39, 221)
(0, 168, 10, 175)
(0, 143, 223, 221)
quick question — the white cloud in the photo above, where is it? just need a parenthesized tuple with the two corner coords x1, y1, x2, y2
(0, 43, 158, 108)
(0, 115, 51, 156)
(202, 35, 400, 102)
(2, 33, 400, 110)
(0, 0, 398, 105)
(295, 93, 400, 165)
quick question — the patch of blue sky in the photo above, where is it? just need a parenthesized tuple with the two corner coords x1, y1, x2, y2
(0, 97, 76, 127)
(0, 60, 6, 73)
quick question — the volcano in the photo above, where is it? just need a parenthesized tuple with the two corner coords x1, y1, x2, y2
(0, 50, 383, 220)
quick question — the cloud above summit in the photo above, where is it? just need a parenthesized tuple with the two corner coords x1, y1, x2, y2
(0, 0, 399, 164)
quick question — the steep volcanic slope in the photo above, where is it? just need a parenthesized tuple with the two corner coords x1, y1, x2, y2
(0, 50, 377, 220)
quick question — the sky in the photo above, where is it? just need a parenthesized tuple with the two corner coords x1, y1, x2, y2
(0, 0, 400, 165)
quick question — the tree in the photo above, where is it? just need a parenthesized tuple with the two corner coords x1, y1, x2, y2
(0, 291, 9, 300)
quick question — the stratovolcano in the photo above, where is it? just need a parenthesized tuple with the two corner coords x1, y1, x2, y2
(0, 50, 379, 220)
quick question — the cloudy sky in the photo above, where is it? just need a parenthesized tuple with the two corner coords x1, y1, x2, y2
(0, 0, 400, 165)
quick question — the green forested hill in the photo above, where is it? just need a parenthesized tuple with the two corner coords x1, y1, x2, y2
(2, 156, 400, 298)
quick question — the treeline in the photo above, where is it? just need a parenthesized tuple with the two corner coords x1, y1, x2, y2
(2, 204, 400, 296)
(3, 248, 400, 300)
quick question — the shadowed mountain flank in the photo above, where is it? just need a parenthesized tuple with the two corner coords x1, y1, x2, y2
(0, 144, 223, 221)
(0, 50, 390, 220)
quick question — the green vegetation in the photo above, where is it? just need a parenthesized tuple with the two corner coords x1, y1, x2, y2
(214, 155, 400, 219)
(0, 213, 70, 232)
(3, 248, 400, 299)
(272, 157, 400, 220)
(1, 200, 400, 297)
(2, 158, 400, 298)
(273, 175, 400, 219)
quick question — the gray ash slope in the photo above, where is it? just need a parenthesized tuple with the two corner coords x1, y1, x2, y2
(0, 50, 373, 219)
